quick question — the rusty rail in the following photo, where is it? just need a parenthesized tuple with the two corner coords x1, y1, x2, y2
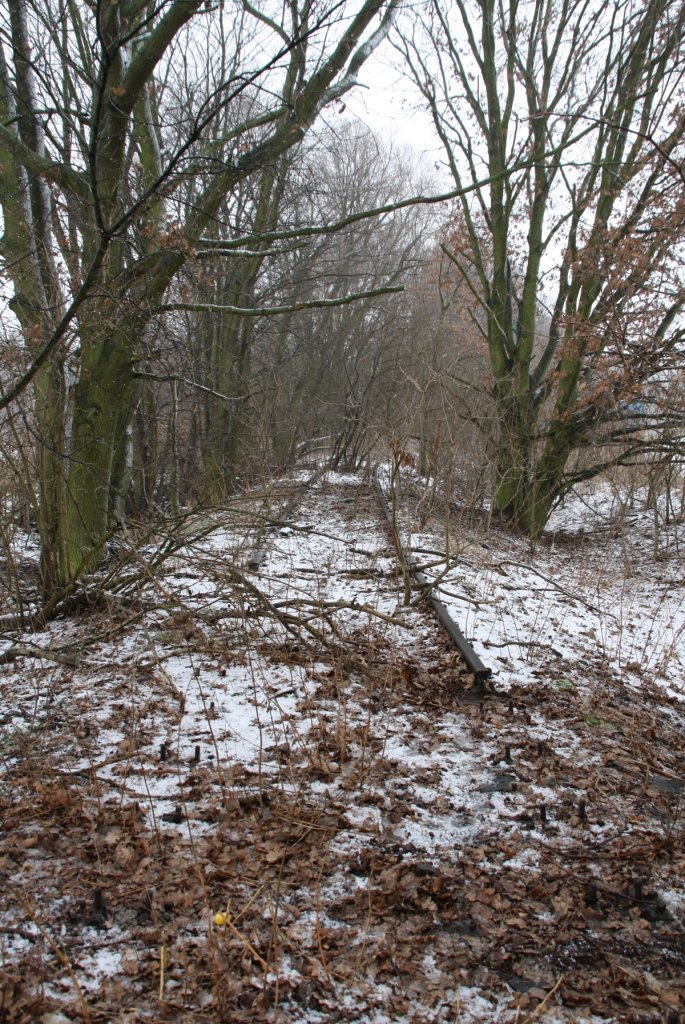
(373, 467, 491, 682)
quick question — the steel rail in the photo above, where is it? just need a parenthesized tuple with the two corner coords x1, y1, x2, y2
(373, 467, 491, 682)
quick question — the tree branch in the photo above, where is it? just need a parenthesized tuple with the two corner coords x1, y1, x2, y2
(156, 284, 404, 317)
(0, 122, 89, 199)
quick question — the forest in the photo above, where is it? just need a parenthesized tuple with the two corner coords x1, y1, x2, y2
(1, 0, 685, 1021)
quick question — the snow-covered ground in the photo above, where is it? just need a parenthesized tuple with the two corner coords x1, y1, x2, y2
(1, 469, 684, 1023)
(398, 477, 685, 699)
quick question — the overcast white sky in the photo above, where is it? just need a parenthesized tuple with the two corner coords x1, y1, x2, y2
(341, 42, 448, 178)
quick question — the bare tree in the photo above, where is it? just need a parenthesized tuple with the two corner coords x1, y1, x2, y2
(0, 0, 400, 596)
(398, 0, 685, 534)
(247, 125, 433, 470)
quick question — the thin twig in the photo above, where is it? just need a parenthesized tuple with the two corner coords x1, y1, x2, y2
(521, 975, 565, 1023)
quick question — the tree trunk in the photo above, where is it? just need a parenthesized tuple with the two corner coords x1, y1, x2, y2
(34, 360, 69, 595)
(202, 312, 251, 498)
(63, 326, 135, 576)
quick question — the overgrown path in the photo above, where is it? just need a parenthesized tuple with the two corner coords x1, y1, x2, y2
(1, 471, 684, 1022)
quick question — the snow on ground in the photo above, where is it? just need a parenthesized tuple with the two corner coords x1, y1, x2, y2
(1, 468, 684, 1023)
(396, 473, 685, 700)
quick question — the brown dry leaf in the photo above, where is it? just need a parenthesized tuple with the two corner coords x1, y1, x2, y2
(114, 844, 135, 868)
(469, 900, 495, 923)
(551, 893, 573, 915)
(16, 835, 40, 850)
(121, 954, 139, 976)
(659, 987, 685, 1010)
(44, 787, 71, 809)
(101, 828, 123, 847)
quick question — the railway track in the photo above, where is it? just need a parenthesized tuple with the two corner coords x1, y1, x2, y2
(3, 463, 685, 1022)
(372, 466, 491, 682)
(235, 465, 491, 688)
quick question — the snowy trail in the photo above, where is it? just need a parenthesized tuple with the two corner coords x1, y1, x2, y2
(1, 469, 684, 1023)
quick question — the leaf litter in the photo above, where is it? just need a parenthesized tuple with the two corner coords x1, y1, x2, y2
(1, 468, 684, 1022)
